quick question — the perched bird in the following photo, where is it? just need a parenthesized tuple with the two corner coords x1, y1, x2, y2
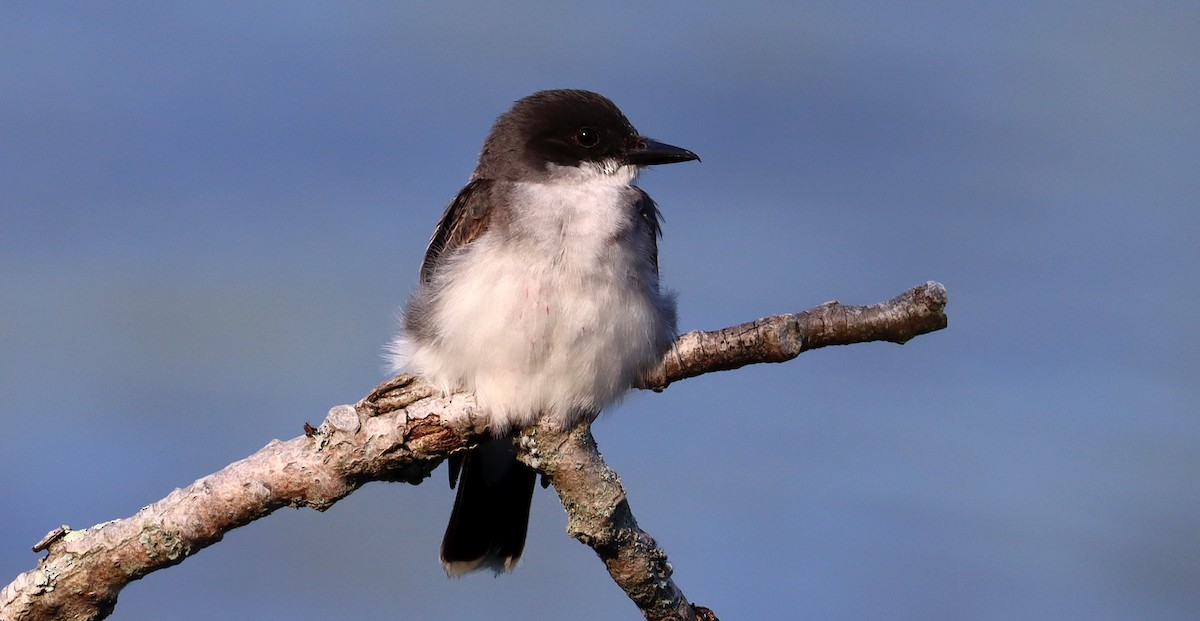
(387, 89, 697, 576)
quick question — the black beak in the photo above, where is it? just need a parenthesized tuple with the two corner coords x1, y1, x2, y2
(625, 137, 700, 167)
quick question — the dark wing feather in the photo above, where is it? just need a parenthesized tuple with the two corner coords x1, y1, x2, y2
(420, 179, 496, 284)
(634, 188, 664, 277)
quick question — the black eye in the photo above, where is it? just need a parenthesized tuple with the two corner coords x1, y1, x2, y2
(574, 127, 600, 148)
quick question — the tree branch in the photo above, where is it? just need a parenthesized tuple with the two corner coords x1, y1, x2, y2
(516, 421, 696, 621)
(639, 280, 948, 390)
(1, 281, 947, 621)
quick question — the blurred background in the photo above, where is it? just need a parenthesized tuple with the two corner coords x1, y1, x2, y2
(3, 2, 1197, 620)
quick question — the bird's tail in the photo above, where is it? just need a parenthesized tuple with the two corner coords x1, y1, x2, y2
(440, 437, 537, 576)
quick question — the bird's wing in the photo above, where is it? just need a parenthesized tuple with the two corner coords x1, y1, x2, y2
(420, 178, 497, 284)
(418, 178, 498, 491)
(634, 188, 664, 277)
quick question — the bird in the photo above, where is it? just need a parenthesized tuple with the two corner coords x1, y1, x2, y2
(386, 89, 698, 576)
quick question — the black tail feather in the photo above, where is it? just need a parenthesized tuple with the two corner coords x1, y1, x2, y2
(440, 438, 537, 576)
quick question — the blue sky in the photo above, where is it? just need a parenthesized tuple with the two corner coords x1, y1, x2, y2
(3, 3, 1197, 620)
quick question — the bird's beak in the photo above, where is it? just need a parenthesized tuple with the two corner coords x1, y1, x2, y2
(625, 137, 700, 167)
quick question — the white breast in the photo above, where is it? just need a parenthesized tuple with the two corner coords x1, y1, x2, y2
(391, 169, 675, 432)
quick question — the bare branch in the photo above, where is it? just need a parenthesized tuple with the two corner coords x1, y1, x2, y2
(1, 282, 947, 621)
(639, 280, 948, 390)
(516, 422, 697, 621)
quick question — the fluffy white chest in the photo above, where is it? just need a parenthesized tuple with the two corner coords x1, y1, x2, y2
(393, 174, 674, 431)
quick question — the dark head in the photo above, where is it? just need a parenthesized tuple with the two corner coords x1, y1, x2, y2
(475, 89, 698, 181)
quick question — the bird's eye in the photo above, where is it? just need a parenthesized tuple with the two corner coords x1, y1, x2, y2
(574, 127, 600, 148)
